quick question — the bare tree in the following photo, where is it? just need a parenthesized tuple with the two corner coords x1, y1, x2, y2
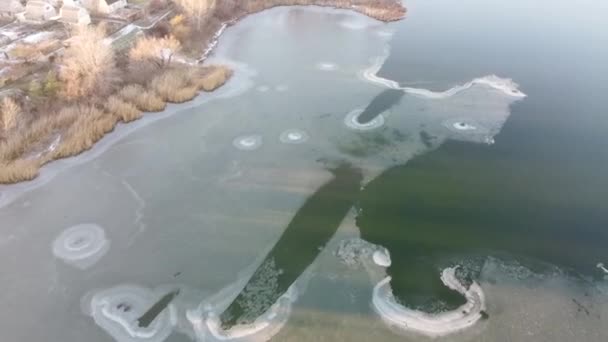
(129, 35, 181, 69)
(173, 0, 216, 28)
(59, 25, 116, 100)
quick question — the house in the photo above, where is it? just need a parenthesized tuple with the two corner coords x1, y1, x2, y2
(81, 0, 127, 14)
(59, 4, 91, 25)
(0, 0, 26, 18)
(23, 0, 57, 22)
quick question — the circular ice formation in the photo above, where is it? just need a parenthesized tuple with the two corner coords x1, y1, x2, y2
(233, 135, 263, 151)
(316, 62, 337, 71)
(87, 285, 176, 342)
(52, 223, 110, 269)
(372, 267, 486, 338)
(279, 129, 309, 144)
(373, 249, 391, 267)
(344, 109, 385, 131)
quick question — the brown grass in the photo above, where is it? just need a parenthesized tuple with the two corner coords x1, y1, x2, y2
(119, 85, 167, 112)
(195, 66, 232, 92)
(0, 109, 76, 162)
(1, 97, 21, 131)
(0, 159, 41, 184)
(150, 69, 199, 103)
(106, 96, 143, 123)
(0, 64, 232, 182)
(51, 106, 117, 159)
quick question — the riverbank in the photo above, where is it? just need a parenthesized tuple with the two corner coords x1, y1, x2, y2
(0, 65, 232, 184)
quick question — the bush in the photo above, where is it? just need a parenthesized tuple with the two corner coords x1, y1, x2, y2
(119, 85, 167, 112)
(150, 69, 198, 103)
(106, 96, 142, 123)
(129, 36, 181, 69)
(196, 66, 232, 92)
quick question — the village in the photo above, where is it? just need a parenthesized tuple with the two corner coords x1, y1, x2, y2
(0, 0, 196, 90)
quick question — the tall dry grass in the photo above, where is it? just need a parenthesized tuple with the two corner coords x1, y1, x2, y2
(106, 96, 142, 123)
(51, 106, 117, 159)
(0, 159, 41, 184)
(0, 109, 76, 162)
(195, 66, 232, 92)
(1, 97, 21, 131)
(150, 69, 199, 103)
(0, 63, 232, 184)
(119, 85, 167, 112)
(0, 108, 78, 184)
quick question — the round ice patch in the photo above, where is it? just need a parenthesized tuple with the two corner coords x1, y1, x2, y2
(233, 135, 263, 151)
(279, 129, 309, 144)
(344, 109, 385, 131)
(52, 224, 110, 269)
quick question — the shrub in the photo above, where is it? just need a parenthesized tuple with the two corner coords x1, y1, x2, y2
(129, 36, 181, 69)
(106, 96, 142, 123)
(28, 80, 43, 97)
(43, 70, 59, 96)
(119, 85, 167, 112)
(196, 66, 232, 92)
(150, 69, 198, 103)
(170, 14, 191, 42)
